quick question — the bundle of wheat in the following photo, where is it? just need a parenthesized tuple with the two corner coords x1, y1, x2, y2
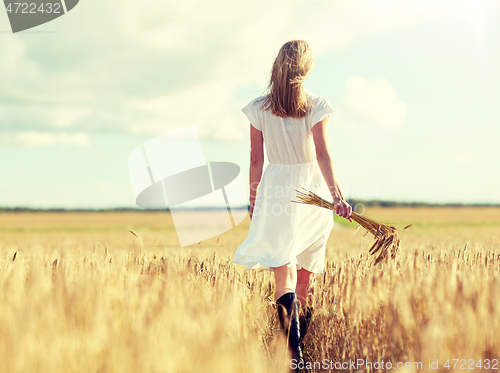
(292, 188, 399, 264)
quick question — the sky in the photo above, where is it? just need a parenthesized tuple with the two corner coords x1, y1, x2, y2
(0, 0, 499, 208)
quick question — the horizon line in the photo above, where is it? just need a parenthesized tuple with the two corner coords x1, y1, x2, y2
(1, 199, 500, 212)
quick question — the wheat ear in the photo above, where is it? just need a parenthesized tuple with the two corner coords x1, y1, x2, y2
(292, 188, 400, 264)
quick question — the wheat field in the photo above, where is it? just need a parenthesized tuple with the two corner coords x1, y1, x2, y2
(0, 208, 499, 372)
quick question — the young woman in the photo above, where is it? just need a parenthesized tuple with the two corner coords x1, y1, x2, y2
(233, 40, 352, 365)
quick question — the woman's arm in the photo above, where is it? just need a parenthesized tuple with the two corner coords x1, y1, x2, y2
(249, 125, 264, 219)
(312, 116, 352, 221)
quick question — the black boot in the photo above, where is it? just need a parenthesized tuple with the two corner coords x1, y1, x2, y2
(299, 306, 313, 340)
(276, 293, 304, 369)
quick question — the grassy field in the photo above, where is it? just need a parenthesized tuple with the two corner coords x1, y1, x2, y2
(0, 207, 500, 372)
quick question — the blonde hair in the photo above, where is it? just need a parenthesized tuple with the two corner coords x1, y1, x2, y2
(259, 40, 315, 118)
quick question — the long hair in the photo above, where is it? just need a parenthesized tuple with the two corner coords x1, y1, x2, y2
(259, 40, 315, 118)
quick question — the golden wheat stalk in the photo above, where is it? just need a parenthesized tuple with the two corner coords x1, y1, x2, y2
(292, 188, 399, 264)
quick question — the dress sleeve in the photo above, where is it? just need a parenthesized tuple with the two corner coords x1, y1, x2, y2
(310, 96, 334, 127)
(241, 100, 262, 131)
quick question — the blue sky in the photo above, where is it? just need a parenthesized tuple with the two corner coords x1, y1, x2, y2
(0, 0, 499, 208)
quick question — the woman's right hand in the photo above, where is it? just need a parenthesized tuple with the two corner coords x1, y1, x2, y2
(333, 197, 353, 222)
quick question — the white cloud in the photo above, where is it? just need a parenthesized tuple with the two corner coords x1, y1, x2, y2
(1, 0, 495, 141)
(123, 78, 251, 141)
(15, 131, 90, 147)
(333, 76, 408, 129)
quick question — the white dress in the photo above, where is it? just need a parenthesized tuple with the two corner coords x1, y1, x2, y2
(233, 90, 335, 274)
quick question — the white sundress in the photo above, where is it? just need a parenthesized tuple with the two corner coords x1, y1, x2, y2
(233, 90, 335, 274)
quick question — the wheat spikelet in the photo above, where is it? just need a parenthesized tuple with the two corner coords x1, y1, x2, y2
(292, 188, 400, 264)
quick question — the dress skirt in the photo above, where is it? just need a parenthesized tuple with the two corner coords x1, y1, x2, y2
(233, 161, 334, 274)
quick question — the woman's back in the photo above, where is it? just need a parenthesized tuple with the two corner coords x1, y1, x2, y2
(242, 90, 334, 164)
